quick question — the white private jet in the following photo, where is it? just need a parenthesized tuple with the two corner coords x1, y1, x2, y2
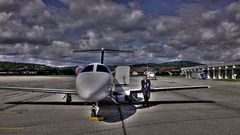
(0, 48, 210, 115)
(144, 67, 157, 80)
(145, 71, 157, 80)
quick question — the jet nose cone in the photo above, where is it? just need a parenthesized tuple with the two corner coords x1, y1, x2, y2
(76, 73, 111, 101)
(78, 93, 91, 101)
(78, 87, 101, 100)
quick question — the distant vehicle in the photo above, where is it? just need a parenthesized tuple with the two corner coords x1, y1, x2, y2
(199, 72, 207, 80)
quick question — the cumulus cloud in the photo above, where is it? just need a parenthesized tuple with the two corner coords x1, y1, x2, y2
(0, 0, 19, 12)
(0, 0, 240, 66)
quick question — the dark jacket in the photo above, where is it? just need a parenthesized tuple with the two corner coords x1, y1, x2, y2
(141, 79, 151, 97)
(141, 79, 151, 89)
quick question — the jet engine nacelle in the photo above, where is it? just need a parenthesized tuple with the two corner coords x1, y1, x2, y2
(115, 66, 130, 85)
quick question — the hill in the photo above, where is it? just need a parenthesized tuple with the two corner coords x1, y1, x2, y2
(0, 62, 76, 75)
(131, 61, 203, 68)
(0, 61, 203, 75)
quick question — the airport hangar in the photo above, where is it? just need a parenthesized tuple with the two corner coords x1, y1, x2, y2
(181, 61, 240, 80)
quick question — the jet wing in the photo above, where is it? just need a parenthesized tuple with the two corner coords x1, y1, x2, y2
(0, 86, 77, 94)
(129, 85, 210, 94)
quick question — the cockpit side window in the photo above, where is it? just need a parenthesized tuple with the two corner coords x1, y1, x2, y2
(81, 65, 94, 73)
(96, 65, 110, 73)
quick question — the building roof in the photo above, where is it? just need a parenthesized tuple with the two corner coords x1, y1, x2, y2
(181, 61, 240, 70)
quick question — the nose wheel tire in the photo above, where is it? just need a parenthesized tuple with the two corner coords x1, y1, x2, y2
(66, 94, 72, 104)
(91, 105, 97, 117)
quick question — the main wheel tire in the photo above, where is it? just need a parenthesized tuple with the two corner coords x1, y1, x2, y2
(125, 95, 132, 103)
(66, 94, 72, 104)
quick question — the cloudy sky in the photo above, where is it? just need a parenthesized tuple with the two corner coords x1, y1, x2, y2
(0, 0, 240, 66)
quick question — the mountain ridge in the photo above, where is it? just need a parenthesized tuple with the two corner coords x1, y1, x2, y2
(0, 61, 203, 75)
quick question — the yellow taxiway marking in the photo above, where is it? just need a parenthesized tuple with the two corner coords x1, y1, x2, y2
(88, 116, 104, 121)
(0, 127, 24, 131)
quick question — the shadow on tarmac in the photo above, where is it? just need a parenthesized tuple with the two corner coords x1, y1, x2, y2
(6, 100, 214, 123)
(6, 100, 214, 106)
(135, 100, 215, 109)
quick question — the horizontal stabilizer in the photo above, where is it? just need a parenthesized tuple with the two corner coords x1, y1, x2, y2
(73, 48, 133, 64)
(73, 48, 133, 53)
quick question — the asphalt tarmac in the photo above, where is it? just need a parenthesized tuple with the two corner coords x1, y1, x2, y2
(0, 76, 240, 135)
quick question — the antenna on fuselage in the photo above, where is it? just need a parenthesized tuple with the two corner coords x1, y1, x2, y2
(73, 48, 133, 64)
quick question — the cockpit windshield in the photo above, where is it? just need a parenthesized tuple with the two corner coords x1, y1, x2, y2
(81, 65, 94, 73)
(96, 65, 110, 73)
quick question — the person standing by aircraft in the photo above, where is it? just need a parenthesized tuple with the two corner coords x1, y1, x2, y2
(141, 75, 151, 107)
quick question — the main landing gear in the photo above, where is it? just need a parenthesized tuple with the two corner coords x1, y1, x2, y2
(64, 94, 72, 104)
(125, 93, 138, 103)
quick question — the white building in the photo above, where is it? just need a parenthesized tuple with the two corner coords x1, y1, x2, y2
(181, 61, 240, 80)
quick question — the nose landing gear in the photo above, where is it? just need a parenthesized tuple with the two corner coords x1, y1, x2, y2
(88, 102, 104, 121)
(91, 104, 97, 117)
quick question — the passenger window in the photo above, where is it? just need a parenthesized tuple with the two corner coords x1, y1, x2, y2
(97, 65, 110, 73)
(81, 65, 94, 73)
